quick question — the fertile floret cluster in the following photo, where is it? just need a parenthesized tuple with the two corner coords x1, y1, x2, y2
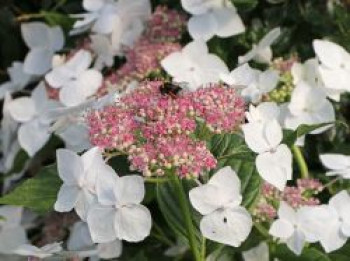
(88, 81, 245, 177)
(254, 179, 323, 222)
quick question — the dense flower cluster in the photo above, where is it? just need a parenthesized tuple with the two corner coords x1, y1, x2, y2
(88, 81, 245, 177)
(97, 6, 186, 95)
(254, 179, 323, 222)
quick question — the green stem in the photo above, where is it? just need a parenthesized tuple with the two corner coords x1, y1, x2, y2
(292, 145, 309, 179)
(201, 237, 206, 260)
(254, 222, 270, 239)
(173, 176, 201, 261)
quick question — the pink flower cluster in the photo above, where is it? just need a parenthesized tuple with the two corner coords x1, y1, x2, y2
(254, 179, 323, 222)
(87, 81, 245, 177)
(97, 6, 186, 96)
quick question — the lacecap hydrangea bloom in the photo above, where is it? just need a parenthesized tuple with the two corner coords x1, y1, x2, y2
(88, 80, 245, 177)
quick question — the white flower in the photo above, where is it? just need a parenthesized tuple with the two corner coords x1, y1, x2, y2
(314, 191, 350, 252)
(0, 62, 32, 99)
(221, 64, 279, 103)
(313, 40, 350, 97)
(72, 0, 118, 34)
(13, 242, 62, 259)
(239, 28, 281, 64)
(269, 202, 322, 255)
(0, 93, 20, 172)
(21, 22, 64, 75)
(245, 102, 281, 124)
(242, 120, 292, 190)
(291, 58, 343, 101)
(161, 40, 229, 90)
(284, 82, 335, 134)
(111, 0, 151, 54)
(320, 154, 350, 178)
(55, 147, 105, 220)
(45, 50, 103, 107)
(6, 83, 60, 157)
(0, 206, 27, 255)
(242, 242, 269, 261)
(68, 221, 122, 259)
(181, 0, 245, 41)
(189, 166, 252, 247)
(90, 34, 114, 70)
(87, 168, 152, 243)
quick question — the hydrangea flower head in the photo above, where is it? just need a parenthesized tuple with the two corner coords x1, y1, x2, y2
(88, 81, 245, 178)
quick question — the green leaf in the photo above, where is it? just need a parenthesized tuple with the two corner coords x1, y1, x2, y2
(283, 122, 334, 147)
(0, 165, 62, 213)
(40, 11, 74, 31)
(329, 241, 350, 261)
(210, 133, 261, 208)
(156, 178, 201, 248)
(231, 0, 258, 10)
(274, 245, 331, 261)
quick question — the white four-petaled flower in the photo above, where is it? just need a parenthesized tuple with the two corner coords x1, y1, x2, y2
(161, 40, 228, 90)
(189, 166, 252, 247)
(7, 83, 60, 157)
(320, 154, 350, 179)
(239, 28, 281, 64)
(87, 165, 152, 243)
(55, 147, 105, 220)
(21, 22, 64, 75)
(45, 50, 103, 107)
(242, 120, 292, 190)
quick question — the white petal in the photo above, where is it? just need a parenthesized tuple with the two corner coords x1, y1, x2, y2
(313, 39, 350, 69)
(190, 167, 241, 215)
(0, 206, 23, 228)
(67, 221, 94, 251)
(75, 189, 97, 221)
(242, 242, 269, 261)
(269, 219, 294, 239)
(49, 26, 64, 51)
(256, 145, 292, 190)
(190, 184, 223, 215)
(320, 220, 347, 253)
(45, 66, 72, 88)
(98, 239, 122, 259)
(0, 227, 27, 254)
(66, 50, 92, 75)
(286, 229, 305, 255)
(208, 166, 242, 206)
(320, 154, 350, 171)
(87, 204, 117, 243)
(116, 205, 152, 242)
(242, 122, 270, 153)
(56, 148, 84, 184)
(264, 119, 283, 149)
(188, 14, 216, 41)
(96, 164, 119, 206)
(21, 22, 49, 49)
(278, 201, 297, 222)
(258, 28, 281, 50)
(54, 184, 80, 212)
(116, 175, 145, 205)
(213, 8, 245, 38)
(81, 147, 104, 188)
(258, 69, 279, 93)
(200, 207, 252, 247)
(23, 48, 53, 75)
(83, 0, 104, 11)
(7, 97, 36, 123)
(18, 120, 51, 157)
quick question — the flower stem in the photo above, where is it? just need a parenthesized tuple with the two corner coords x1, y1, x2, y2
(173, 176, 201, 261)
(292, 145, 309, 179)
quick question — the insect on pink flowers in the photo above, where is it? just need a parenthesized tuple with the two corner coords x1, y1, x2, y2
(87, 80, 245, 178)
